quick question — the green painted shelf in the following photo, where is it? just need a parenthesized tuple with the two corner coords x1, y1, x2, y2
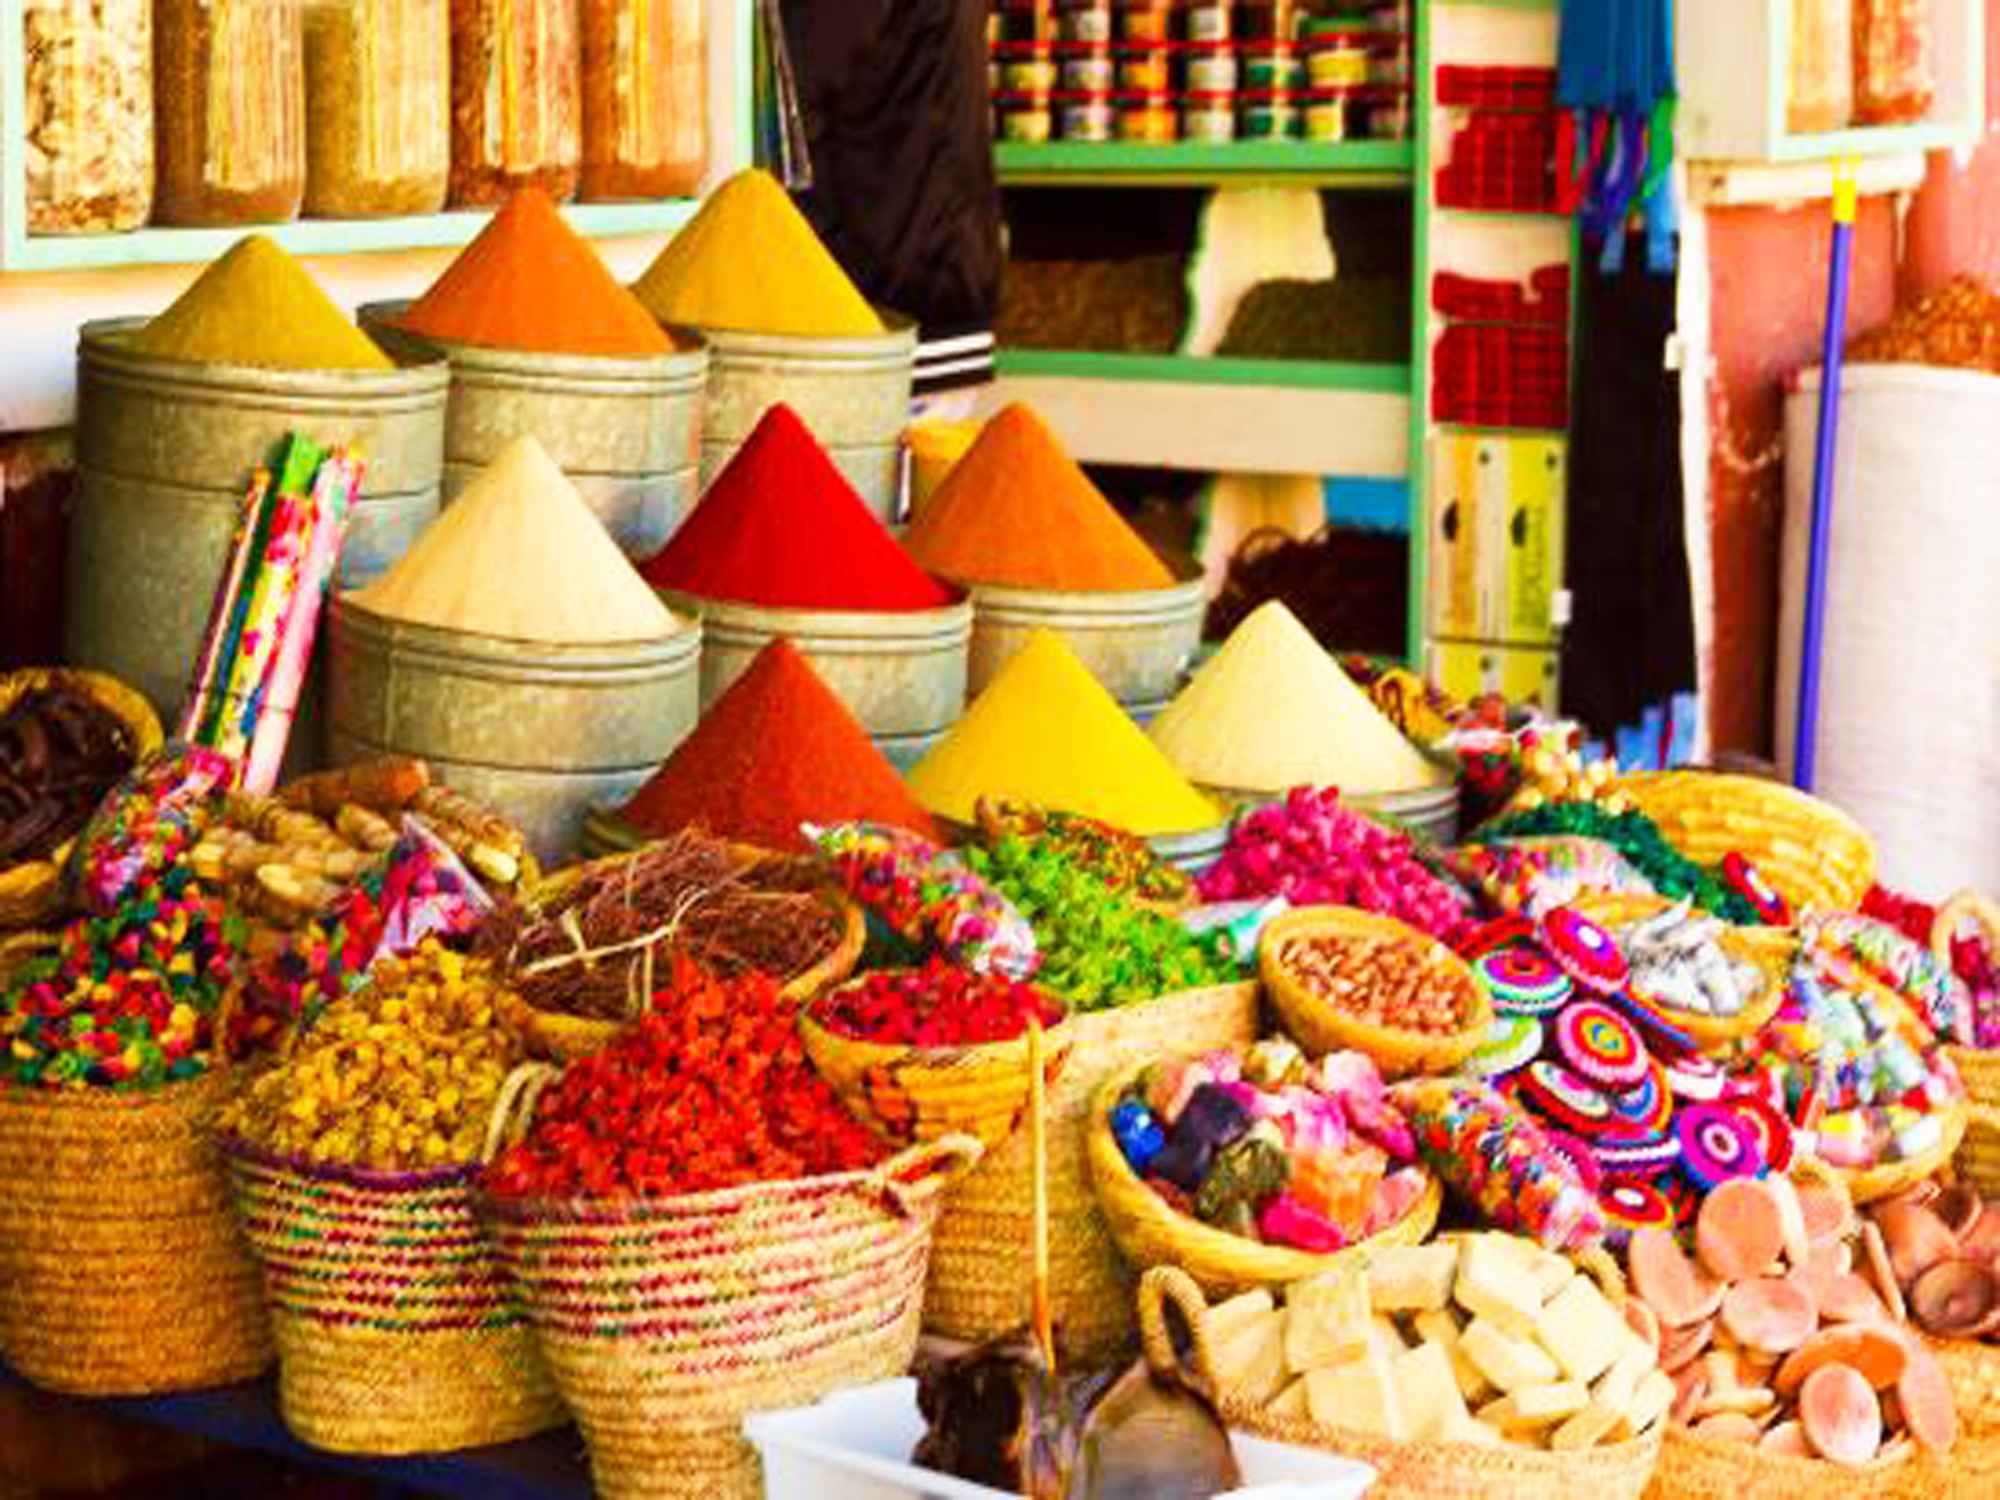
(0, 200, 701, 272)
(995, 348, 1410, 391)
(995, 139, 1414, 186)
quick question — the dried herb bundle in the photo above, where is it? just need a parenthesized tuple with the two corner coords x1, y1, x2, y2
(476, 829, 841, 1020)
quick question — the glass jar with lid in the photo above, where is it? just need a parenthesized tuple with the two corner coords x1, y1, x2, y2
(155, 0, 307, 224)
(448, 0, 581, 206)
(304, 0, 450, 215)
(578, 0, 705, 200)
(23, 0, 154, 233)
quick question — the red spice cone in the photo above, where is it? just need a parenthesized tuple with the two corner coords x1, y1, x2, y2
(640, 403, 952, 611)
(619, 638, 940, 851)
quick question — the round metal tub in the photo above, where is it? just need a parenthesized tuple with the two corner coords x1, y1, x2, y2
(656, 590, 970, 742)
(690, 313, 916, 522)
(1202, 780, 1462, 847)
(64, 319, 448, 726)
(362, 302, 709, 559)
(965, 574, 1207, 709)
(325, 599, 702, 866)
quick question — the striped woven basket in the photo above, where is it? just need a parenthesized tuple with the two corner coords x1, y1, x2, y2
(921, 980, 1261, 1362)
(1139, 1262, 1663, 1500)
(1614, 770, 1875, 914)
(1086, 1053, 1443, 1297)
(224, 1140, 565, 1454)
(0, 1070, 271, 1394)
(480, 1136, 980, 1500)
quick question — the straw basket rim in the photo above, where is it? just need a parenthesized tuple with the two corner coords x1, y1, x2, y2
(1258, 904, 1492, 1074)
(1087, 1055, 1443, 1293)
(1569, 891, 1796, 1050)
(1840, 1098, 1970, 1205)
(0, 667, 164, 928)
(219, 1131, 482, 1192)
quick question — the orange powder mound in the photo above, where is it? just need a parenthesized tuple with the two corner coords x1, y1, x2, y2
(617, 638, 939, 853)
(899, 404, 1175, 592)
(398, 189, 675, 356)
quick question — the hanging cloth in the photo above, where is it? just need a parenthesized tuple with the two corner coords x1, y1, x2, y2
(1558, 0, 1678, 271)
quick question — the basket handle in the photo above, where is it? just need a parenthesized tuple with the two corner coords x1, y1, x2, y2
(1138, 1265, 1222, 1394)
(479, 1059, 563, 1165)
(1931, 890, 1999, 974)
(871, 1132, 983, 1218)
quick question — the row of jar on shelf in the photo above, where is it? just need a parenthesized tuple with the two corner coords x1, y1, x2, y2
(24, 0, 707, 234)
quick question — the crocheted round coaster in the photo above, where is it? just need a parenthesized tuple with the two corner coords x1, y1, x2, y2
(1474, 946, 1574, 1017)
(1593, 1130, 1682, 1180)
(1540, 907, 1631, 995)
(1729, 1094, 1796, 1174)
(1518, 1059, 1617, 1136)
(1664, 1054, 1728, 1101)
(1606, 987, 1701, 1058)
(1675, 1100, 1767, 1189)
(1552, 1000, 1651, 1091)
(1604, 1060, 1673, 1139)
(1465, 1013, 1545, 1079)
(1599, 1180, 1678, 1242)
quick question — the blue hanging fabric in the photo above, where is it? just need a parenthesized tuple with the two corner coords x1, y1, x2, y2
(1558, 0, 1678, 267)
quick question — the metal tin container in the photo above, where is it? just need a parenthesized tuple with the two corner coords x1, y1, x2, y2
(1060, 99, 1116, 141)
(1184, 49, 1238, 92)
(361, 301, 708, 559)
(688, 313, 917, 523)
(1148, 820, 1232, 874)
(325, 597, 702, 864)
(1304, 92, 1348, 141)
(997, 93, 1056, 143)
(1200, 779, 1461, 847)
(1182, 94, 1237, 141)
(965, 574, 1206, 708)
(1060, 54, 1114, 92)
(654, 590, 971, 751)
(1117, 92, 1178, 141)
(64, 317, 448, 725)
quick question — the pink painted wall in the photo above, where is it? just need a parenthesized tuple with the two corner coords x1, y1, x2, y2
(1703, 0, 2000, 753)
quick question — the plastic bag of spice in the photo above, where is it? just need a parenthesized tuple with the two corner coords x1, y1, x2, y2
(65, 746, 232, 917)
(808, 821, 1039, 979)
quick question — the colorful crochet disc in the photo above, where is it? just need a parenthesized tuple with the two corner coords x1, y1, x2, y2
(1474, 947, 1574, 1016)
(1518, 1059, 1616, 1135)
(1540, 907, 1631, 995)
(1552, 1000, 1651, 1091)
(1724, 851, 1792, 926)
(1460, 916, 1539, 959)
(1604, 1061, 1673, 1139)
(1599, 1181, 1678, 1242)
(1466, 1014, 1544, 1079)
(1607, 988, 1700, 1058)
(1676, 1100, 1767, 1189)
(1594, 1131, 1682, 1179)
(1542, 1128, 1603, 1195)
(1665, 1055, 1728, 1101)
(1731, 1094, 1797, 1173)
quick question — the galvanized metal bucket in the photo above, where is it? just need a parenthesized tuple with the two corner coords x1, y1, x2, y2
(325, 599, 702, 866)
(361, 302, 710, 559)
(690, 313, 916, 523)
(1202, 780, 1462, 847)
(654, 589, 970, 743)
(64, 319, 448, 726)
(965, 574, 1207, 709)
(1147, 821, 1233, 874)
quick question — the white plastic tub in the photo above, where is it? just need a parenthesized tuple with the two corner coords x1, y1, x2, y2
(745, 1378, 1376, 1500)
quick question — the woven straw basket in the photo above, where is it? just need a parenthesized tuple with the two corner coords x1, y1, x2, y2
(1839, 1098, 1968, 1206)
(1956, 1101, 2000, 1200)
(480, 1135, 980, 1500)
(0, 1070, 271, 1394)
(1645, 1423, 2000, 1500)
(494, 843, 866, 1062)
(801, 980, 1075, 1152)
(1259, 906, 1492, 1075)
(1140, 1262, 1662, 1500)
(923, 980, 1260, 1362)
(1614, 770, 1875, 914)
(1086, 1055, 1443, 1296)
(0, 668, 162, 931)
(1570, 891, 1797, 1051)
(224, 1140, 565, 1454)
(1935, 891, 2000, 1109)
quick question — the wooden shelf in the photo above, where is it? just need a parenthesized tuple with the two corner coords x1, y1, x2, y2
(995, 348, 1411, 392)
(995, 139, 1415, 187)
(987, 362, 1411, 479)
(0, 201, 702, 273)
